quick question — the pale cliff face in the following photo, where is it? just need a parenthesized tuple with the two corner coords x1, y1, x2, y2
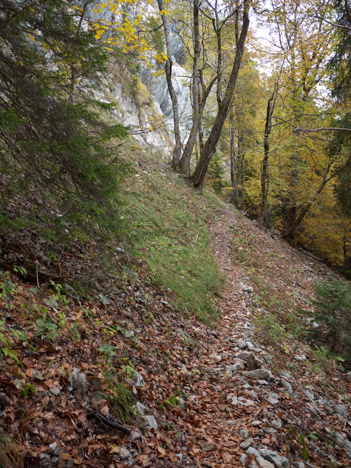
(73, 0, 192, 149)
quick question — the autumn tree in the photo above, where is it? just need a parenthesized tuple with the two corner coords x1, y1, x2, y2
(192, 0, 251, 188)
(264, 0, 338, 239)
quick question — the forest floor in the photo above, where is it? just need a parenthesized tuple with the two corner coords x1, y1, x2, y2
(0, 157, 351, 468)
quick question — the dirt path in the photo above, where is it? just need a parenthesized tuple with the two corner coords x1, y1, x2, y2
(173, 207, 351, 468)
(182, 208, 268, 468)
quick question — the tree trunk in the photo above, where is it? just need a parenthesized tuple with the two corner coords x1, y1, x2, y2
(179, 0, 200, 176)
(157, 0, 182, 168)
(261, 78, 279, 228)
(240, 134, 246, 209)
(229, 107, 239, 206)
(192, 0, 250, 189)
(283, 162, 333, 239)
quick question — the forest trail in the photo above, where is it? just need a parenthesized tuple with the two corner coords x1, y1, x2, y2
(169, 205, 351, 468)
(1, 193, 350, 468)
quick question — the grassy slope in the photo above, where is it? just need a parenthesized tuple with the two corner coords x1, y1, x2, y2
(120, 143, 225, 324)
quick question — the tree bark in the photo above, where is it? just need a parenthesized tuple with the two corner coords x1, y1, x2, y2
(192, 0, 250, 189)
(179, 0, 201, 176)
(240, 132, 246, 209)
(229, 107, 239, 206)
(157, 0, 182, 168)
(261, 78, 279, 228)
(283, 162, 333, 239)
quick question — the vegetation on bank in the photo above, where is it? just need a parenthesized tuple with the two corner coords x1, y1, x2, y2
(121, 145, 225, 324)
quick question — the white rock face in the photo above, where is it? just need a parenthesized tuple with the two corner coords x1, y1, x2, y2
(141, 63, 192, 140)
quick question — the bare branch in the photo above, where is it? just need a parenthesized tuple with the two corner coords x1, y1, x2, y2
(294, 127, 351, 134)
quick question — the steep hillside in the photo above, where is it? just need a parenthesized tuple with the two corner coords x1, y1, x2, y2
(0, 146, 350, 468)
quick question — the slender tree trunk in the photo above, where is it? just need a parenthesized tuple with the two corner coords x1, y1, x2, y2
(343, 225, 348, 269)
(179, 0, 200, 176)
(283, 162, 333, 239)
(261, 77, 279, 228)
(215, 0, 222, 106)
(157, 0, 182, 168)
(229, 107, 239, 205)
(240, 134, 246, 209)
(192, 0, 250, 189)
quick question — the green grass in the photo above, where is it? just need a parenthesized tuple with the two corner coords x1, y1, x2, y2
(122, 147, 224, 324)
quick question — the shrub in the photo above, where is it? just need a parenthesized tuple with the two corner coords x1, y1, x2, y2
(310, 279, 351, 367)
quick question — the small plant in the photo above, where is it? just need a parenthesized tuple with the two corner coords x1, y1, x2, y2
(254, 313, 290, 347)
(103, 374, 135, 424)
(299, 433, 309, 461)
(0, 271, 16, 299)
(49, 280, 69, 305)
(122, 361, 135, 379)
(164, 393, 181, 407)
(309, 279, 351, 368)
(0, 321, 27, 365)
(98, 343, 116, 362)
(35, 316, 59, 342)
(13, 265, 27, 277)
(13, 379, 36, 397)
(0, 430, 22, 468)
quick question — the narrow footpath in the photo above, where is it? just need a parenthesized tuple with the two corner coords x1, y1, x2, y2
(162, 206, 351, 468)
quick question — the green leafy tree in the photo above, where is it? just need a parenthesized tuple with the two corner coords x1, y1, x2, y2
(311, 280, 351, 366)
(0, 0, 128, 242)
(328, 0, 351, 218)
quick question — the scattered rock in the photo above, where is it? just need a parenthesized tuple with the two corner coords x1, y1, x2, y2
(226, 358, 245, 372)
(50, 386, 61, 396)
(0, 392, 11, 407)
(258, 380, 269, 386)
(280, 371, 294, 381)
(238, 339, 247, 349)
(294, 354, 307, 362)
(128, 430, 142, 441)
(201, 442, 213, 452)
(270, 418, 284, 429)
(144, 415, 158, 429)
(281, 379, 293, 393)
(33, 369, 44, 380)
(259, 448, 290, 468)
(335, 432, 351, 458)
(69, 368, 89, 392)
(237, 351, 252, 361)
(119, 447, 132, 461)
(256, 456, 274, 468)
(246, 447, 261, 458)
(133, 371, 145, 388)
(47, 442, 60, 457)
(263, 427, 277, 434)
(243, 369, 274, 381)
(125, 330, 135, 338)
(240, 428, 250, 438)
(240, 438, 254, 449)
(267, 395, 279, 405)
(335, 404, 348, 419)
(135, 401, 147, 416)
(240, 454, 247, 464)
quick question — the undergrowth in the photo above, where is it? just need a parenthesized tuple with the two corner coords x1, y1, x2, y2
(121, 145, 224, 324)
